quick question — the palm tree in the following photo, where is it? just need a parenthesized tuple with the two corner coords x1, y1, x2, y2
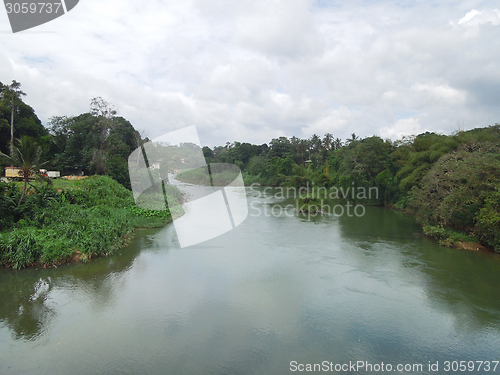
(322, 133, 333, 150)
(346, 133, 359, 145)
(333, 137, 343, 150)
(0, 136, 45, 205)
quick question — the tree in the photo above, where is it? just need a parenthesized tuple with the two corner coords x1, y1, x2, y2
(322, 133, 333, 150)
(202, 146, 215, 162)
(346, 133, 359, 145)
(408, 143, 500, 230)
(333, 137, 343, 150)
(0, 136, 45, 205)
(340, 136, 391, 182)
(0, 80, 26, 158)
(233, 142, 253, 165)
(309, 134, 322, 154)
(269, 137, 292, 158)
(89, 97, 117, 174)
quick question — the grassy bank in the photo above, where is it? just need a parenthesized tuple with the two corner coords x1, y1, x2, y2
(0, 176, 182, 269)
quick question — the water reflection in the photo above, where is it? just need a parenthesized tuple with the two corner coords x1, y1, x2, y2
(0, 273, 55, 340)
(337, 205, 500, 331)
(0, 228, 158, 341)
(0, 189, 500, 375)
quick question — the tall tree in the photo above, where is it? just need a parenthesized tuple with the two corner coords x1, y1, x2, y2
(333, 137, 343, 150)
(89, 97, 117, 174)
(322, 133, 333, 150)
(1, 80, 26, 158)
(269, 136, 292, 158)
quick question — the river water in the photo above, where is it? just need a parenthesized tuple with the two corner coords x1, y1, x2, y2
(1, 187, 500, 374)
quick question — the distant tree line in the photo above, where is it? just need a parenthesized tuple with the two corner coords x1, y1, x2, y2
(1, 81, 141, 188)
(206, 126, 500, 252)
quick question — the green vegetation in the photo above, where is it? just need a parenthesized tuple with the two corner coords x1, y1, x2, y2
(422, 225, 479, 248)
(0, 176, 181, 269)
(407, 141, 500, 251)
(1, 83, 140, 188)
(1, 80, 26, 147)
(296, 195, 323, 214)
(176, 164, 243, 187)
(206, 126, 500, 252)
(0, 82, 184, 269)
(1, 79, 499, 256)
(176, 167, 211, 185)
(0, 136, 46, 205)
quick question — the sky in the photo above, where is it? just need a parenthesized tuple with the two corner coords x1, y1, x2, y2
(0, 0, 499, 147)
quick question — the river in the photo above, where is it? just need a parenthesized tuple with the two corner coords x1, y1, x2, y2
(1, 187, 500, 374)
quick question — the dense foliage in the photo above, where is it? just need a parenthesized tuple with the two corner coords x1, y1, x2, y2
(0, 82, 185, 269)
(0, 81, 47, 158)
(1, 84, 140, 188)
(0, 176, 181, 269)
(46, 111, 140, 188)
(205, 125, 500, 251)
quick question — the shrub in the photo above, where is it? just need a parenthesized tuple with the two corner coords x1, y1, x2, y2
(476, 189, 500, 252)
(0, 182, 18, 231)
(408, 143, 500, 250)
(0, 175, 183, 268)
(0, 228, 43, 269)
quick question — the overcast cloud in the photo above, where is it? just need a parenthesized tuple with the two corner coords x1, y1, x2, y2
(0, 0, 499, 146)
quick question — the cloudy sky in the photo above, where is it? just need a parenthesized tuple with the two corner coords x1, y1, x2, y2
(0, 0, 499, 147)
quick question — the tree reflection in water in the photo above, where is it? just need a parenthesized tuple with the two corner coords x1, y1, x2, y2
(0, 227, 157, 340)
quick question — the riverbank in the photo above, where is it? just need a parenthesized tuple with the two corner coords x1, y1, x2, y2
(179, 171, 496, 253)
(420, 223, 496, 253)
(0, 176, 183, 269)
(381, 204, 491, 252)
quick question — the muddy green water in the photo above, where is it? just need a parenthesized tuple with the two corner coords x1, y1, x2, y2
(1, 189, 500, 374)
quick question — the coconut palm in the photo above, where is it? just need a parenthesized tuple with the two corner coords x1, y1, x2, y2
(0, 136, 45, 205)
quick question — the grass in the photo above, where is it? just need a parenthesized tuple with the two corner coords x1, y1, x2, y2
(0, 176, 183, 269)
(10, 178, 85, 190)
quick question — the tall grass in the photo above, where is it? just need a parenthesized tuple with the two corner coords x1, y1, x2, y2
(0, 176, 182, 268)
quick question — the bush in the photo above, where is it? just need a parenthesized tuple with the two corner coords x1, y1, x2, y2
(0, 228, 43, 269)
(78, 175, 134, 207)
(422, 225, 478, 248)
(408, 143, 500, 250)
(408, 144, 500, 227)
(0, 175, 183, 268)
(476, 189, 500, 252)
(0, 182, 18, 231)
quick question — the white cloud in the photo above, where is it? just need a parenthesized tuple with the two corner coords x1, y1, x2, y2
(411, 83, 467, 107)
(0, 1, 499, 147)
(301, 106, 358, 136)
(380, 118, 427, 140)
(234, 0, 324, 60)
(458, 9, 500, 26)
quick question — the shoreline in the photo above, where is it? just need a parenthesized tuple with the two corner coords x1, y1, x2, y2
(0, 176, 183, 270)
(0, 216, 174, 270)
(382, 204, 496, 254)
(245, 184, 497, 254)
